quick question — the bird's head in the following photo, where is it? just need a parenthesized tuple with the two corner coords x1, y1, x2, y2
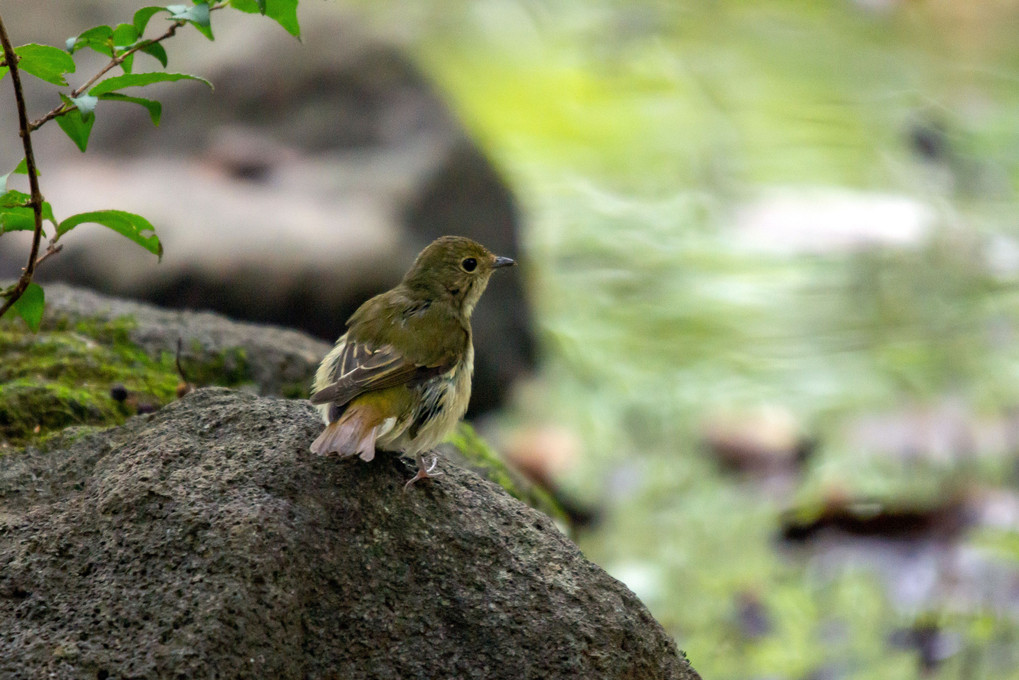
(402, 235, 516, 316)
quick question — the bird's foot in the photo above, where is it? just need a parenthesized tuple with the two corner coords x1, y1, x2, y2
(403, 453, 443, 492)
(425, 454, 441, 474)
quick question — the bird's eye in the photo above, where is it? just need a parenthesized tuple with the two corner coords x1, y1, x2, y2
(461, 257, 478, 272)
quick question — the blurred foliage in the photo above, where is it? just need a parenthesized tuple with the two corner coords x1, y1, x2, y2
(371, 0, 1019, 677)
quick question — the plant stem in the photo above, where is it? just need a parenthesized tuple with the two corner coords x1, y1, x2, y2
(0, 11, 45, 320)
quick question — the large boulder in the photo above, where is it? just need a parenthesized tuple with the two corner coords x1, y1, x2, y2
(0, 388, 700, 679)
(0, 1, 534, 412)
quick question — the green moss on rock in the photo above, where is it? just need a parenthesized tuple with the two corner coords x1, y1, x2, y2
(446, 422, 568, 524)
(0, 318, 179, 446)
(281, 380, 312, 400)
(0, 380, 120, 442)
(0, 315, 265, 448)
(183, 342, 251, 387)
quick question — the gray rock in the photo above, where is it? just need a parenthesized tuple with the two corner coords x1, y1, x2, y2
(0, 388, 700, 680)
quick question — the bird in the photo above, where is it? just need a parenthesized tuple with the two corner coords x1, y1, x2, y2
(309, 235, 516, 489)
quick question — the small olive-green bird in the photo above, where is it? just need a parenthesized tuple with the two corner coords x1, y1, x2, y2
(309, 235, 515, 488)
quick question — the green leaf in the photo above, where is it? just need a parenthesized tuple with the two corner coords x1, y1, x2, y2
(266, 0, 300, 38)
(0, 206, 39, 233)
(10, 283, 45, 332)
(67, 25, 114, 57)
(0, 192, 37, 232)
(133, 6, 167, 35)
(230, 0, 300, 37)
(139, 42, 168, 67)
(56, 96, 96, 152)
(112, 23, 140, 49)
(15, 43, 76, 86)
(109, 23, 143, 74)
(88, 71, 212, 96)
(0, 65, 8, 81)
(0, 191, 56, 235)
(0, 159, 34, 193)
(98, 93, 162, 126)
(167, 3, 214, 40)
(0, 189, 30, 208)
(58, 210, 163, 260)
(230, 0, 260, 12)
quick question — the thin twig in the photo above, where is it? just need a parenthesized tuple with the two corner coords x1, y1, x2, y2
(33, 242, 63, 268)
(175, 336, 195, 397)
(175, 336, 190, 385)
(0, 11, 45, 319)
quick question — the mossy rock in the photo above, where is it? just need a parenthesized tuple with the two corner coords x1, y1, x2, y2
(0, 314, 260, 447)
(446, 422, 569, 525)
(0, 318, 178, 447)
(0, 284, 331, 449)
(0, 388, 698, 679)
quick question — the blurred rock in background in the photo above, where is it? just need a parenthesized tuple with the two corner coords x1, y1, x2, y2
(0, 1, 535, 412)
(699, 405, 814, 476)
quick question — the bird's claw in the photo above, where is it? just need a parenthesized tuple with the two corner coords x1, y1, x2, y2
(425, 454, 441, 474)
(403, 454, 442, 492)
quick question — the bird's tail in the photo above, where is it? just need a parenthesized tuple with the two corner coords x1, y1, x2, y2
(309, 407, 380, 461)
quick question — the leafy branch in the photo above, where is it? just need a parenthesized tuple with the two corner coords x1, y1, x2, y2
(27, 6, 210, 133)
(0, 0, 300, 329)
(0, 17, 44, 324)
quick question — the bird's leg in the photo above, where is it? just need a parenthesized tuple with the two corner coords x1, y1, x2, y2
(403, 451, 443, 491)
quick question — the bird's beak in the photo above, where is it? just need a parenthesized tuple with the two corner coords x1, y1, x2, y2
(492, 256, 516, 268)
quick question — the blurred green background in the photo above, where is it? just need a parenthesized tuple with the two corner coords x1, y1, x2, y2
(348, 1, 1019, 678)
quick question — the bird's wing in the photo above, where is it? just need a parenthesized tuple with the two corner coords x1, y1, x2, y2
(309, 338, 452, 407)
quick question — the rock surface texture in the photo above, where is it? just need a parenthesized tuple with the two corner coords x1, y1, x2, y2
(0, 389, 700, 680)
